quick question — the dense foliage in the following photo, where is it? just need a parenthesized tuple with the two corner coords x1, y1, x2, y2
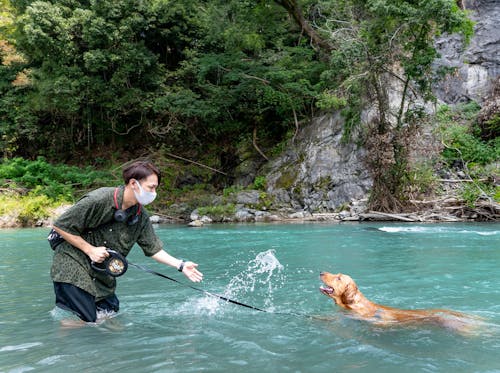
(2, 0, 490, 213)
(438, 103, 500, 166)
(1, 0, 328, 163)
(0, 156, 116, 225)
(0, 156, 115, 199)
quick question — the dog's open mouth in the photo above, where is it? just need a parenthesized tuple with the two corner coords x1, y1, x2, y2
(320, 285, 334, 295)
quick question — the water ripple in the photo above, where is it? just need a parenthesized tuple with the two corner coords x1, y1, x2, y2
(0, 342, 43, 352)
(1, 224, 500, 372)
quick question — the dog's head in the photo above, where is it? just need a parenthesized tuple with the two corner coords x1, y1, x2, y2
(319, 271, 359, 308)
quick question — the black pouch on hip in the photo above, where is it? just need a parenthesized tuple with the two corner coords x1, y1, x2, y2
(47, 228, 65, 250)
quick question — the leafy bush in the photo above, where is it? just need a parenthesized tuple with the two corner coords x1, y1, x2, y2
(459, 182, 497, 208)
(437, 104, 499, 166)
(0, 193, 62, 226)
(404, 162, 438, 196)
(253, 176, 267, 191)
(222, 185, 244, 197)
(197, 204, 236, 221)
(0, 157, 115, 200)
(17, 194, 54, 225)
(478, 113, 500, 140)
(441, 125, 499, 165)
(435, 104, 499, 206)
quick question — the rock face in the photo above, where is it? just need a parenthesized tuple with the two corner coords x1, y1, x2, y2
(264, 113, 372, 212)
(434, 0, 500, 104)
(179, 1, 498, 224)
(262, 1, 498, 214)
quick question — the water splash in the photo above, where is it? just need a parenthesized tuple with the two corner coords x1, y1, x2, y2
(50, 306, 79, 321)
(178, 294, 222, 316)
(49, 306, 117, 326)
(222, 249, 285, 311)
(476, 231, 499, 236)
(0, 342, 43, 352)
(179, 249, 286, 315)
(378, 226, 499, 235)
(378, 226, 430, 233)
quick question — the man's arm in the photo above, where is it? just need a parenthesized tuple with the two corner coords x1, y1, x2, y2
(151, 249, 203, 283)
(52, 226, 109, 263)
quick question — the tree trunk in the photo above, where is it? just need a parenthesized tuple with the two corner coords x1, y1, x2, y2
(274, 0, 333, 52)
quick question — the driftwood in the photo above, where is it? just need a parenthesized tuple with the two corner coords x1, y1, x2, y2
(440, 201, 500, 221)
(421, 213, 461, 222)
(409, 197, 460, 205)
(438, 178, 489, 183)
(253, 127, 269, 161)
(358, 198, 500, 222)
(360, 211, 422, 222)
(151, 212, 184, 223)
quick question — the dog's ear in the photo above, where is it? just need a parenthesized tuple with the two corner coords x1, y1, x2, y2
(340, 282, 358, 305)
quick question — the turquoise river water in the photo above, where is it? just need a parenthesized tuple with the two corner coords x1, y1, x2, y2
(1, 222, 499, 372)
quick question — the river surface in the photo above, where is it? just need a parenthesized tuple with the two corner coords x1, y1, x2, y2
(1, 222, 499, 372)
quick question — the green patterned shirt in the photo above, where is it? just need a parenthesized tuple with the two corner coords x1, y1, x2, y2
(50, 187, 163, 300)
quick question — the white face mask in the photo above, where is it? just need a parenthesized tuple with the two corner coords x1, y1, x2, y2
(133, 180, 157, 205)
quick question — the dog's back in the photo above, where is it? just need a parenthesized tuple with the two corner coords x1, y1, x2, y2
(320, 271, 481, 334)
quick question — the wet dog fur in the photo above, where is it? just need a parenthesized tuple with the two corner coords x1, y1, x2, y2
(319, 271, 479, 333)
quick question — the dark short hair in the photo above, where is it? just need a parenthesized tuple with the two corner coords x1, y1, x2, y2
(122, 160, 161, 185)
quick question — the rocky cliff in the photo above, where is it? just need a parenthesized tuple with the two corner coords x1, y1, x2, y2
(434, 0, 499, 104)
(263, 113, 372, 214)
(261, 0, 499, 216)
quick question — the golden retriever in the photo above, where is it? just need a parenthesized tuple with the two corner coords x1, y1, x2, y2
(320, 271, 479, 333)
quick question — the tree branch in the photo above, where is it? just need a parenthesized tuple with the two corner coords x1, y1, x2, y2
(253, 126, 269, 161)
(165, 152, 227, 176)
(274, 0, 334, 52)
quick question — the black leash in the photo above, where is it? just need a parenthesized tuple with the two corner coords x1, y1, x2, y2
(129, 262, 312, 318)
(129, 262, 270, 313)
(48, 236, 312, 318)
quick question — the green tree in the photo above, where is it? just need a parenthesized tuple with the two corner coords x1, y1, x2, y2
(145, 0, 328, 165)
(1, 0, 476, 210)
(4, 0, 328, 169)
(8, 0, 166, 154)
(281, 0, 473, 211)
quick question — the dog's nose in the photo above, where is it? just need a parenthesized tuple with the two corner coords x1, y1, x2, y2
(320, 272, 326, 277)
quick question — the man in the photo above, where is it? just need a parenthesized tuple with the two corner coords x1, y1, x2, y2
(50, 160, 203, 323)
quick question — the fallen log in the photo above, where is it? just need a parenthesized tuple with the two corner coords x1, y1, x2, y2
(409, 197, 460, 205)
(423, 213, 462, 222)
(360, 211, 420, 222)
(438, 178, 489, 183)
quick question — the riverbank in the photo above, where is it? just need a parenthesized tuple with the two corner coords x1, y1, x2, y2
(184, 195, 500, 226)
(2, 193, 497, 229)
(0, 185, 500, 228)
